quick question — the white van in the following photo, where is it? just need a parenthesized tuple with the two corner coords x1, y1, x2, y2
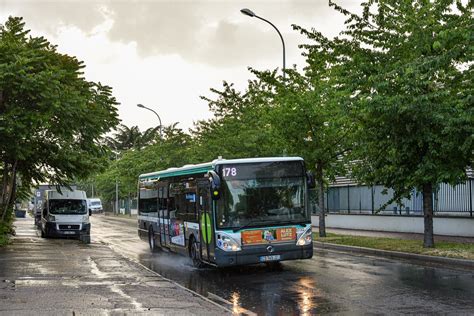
(40, 189, 91, 243)
(87, 198, 103, 214)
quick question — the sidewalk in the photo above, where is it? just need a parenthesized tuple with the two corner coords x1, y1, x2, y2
(321, 227, 474, 244)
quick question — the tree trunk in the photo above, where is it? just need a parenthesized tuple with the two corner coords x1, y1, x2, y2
(0, 162, 9, 206)
(316, 162, 326, 237)
(0, 162, 10, 221)
(1, 160, 18, 222)
(422, 183, 435, 248)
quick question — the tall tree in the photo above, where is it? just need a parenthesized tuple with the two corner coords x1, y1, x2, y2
(327, 0, 473, 247)
(95, 123, 192, 203)
(105, 124, 160, 152)
(255, 60, 350, 237)
(192, 80, 277, 161)
(0, 17, 119, 220)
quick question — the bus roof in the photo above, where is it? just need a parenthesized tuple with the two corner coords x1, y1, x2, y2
(139, 157, 304, 181)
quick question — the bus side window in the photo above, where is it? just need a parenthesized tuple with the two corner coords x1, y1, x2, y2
(184, 179, 197, 221)
(167, 182, 176, 217)
(157, 187, 164, 211)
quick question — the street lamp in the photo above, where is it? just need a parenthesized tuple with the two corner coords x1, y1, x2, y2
(240, 8, 286, 78)
(137, 104, 163, 138)
(110, 145, 119, 216)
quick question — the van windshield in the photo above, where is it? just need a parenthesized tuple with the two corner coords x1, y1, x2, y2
(50, 200, 87, 215)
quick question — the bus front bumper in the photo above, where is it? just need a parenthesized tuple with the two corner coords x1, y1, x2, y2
(214, 243, 313, 267)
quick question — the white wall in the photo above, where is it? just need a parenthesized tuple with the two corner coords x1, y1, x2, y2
(312, 214, 474, 237)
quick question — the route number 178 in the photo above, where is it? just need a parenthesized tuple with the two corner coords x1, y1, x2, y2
(223, 167, 237, 177)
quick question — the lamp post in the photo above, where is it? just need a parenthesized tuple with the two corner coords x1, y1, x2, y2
(240, 8, 286, 78)
(115, 176, 119, 216)
(112, 148, 119, 216)
(137, 104, 163, 138)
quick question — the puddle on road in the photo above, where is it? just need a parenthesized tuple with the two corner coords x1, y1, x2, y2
(135, 251, 337, 315)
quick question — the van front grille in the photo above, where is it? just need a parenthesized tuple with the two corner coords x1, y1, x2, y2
(58, 224, 80, 230)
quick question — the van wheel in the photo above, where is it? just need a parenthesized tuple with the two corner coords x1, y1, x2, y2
(190, 238, 204, 268)
(148, 227, 158, 252)
(81, 235, 91, 244)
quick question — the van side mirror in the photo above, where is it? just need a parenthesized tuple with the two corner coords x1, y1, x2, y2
(208, 170, 221, 200)
(307, 172, 316, 189)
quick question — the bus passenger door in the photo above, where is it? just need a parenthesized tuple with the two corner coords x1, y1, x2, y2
(159, 184, 170, 249)
(197, 179, 214, 263)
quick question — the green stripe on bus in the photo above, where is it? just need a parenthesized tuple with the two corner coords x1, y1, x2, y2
(200, 213, 212, 244)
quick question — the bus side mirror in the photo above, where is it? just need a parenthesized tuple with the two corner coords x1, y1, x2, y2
(307, 172, 316, 189)
(208, 170, 221, 200)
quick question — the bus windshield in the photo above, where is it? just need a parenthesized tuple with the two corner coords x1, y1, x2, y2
(49, 199, 87, 215)
(217, 161, 307, 229)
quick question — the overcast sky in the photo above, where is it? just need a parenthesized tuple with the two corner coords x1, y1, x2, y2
(1, 0, 361, 131)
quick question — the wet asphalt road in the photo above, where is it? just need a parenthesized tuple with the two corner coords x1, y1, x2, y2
(0, 216, 228, 315)
(92, 215, 474, 315)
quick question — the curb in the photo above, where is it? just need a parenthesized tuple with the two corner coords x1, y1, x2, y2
(313, 241, 474, 270)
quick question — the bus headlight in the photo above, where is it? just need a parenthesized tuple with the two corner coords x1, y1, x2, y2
(48, 215, 56, 222)
(296, 227, 312, 246)
(217, 233, 241, 252)
(83, 215, 89, 224)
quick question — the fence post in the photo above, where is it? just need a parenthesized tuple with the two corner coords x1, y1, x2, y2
(469, 179, 472, 218)
(347, 185, 350, 214)
(371, 186, 374, 214)
(326, 188, 329, 213)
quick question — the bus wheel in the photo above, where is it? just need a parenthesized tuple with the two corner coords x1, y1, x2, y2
(190, 238, 204, 268)
(148, 227, 158, 252)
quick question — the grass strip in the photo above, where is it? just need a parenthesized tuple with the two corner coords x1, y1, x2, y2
(313, 233, 474, 260)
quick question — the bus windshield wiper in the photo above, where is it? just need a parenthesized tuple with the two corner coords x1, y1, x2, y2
(233, 217, 274, 232)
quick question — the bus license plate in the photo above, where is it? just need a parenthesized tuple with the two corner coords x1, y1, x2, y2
(63, 231, 75, 235)
(259, 255, 281, 262)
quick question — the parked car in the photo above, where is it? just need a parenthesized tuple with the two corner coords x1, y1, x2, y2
(87, 198, 103, 214)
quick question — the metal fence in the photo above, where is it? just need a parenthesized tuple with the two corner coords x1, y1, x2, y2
(311, 179, 473, 217)
(104, 198, 138, 215)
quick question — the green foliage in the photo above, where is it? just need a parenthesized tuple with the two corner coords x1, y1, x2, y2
(192, 80, 278, 161)
(95, 124, 193, 201)
(0, 206, 13, 246)
(105, 124, 161, 152)
(0, 16, 119, 182)
(327, 0, 473, 199)
(0, 16, 119, 219)
(305, 0, 474, 247)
